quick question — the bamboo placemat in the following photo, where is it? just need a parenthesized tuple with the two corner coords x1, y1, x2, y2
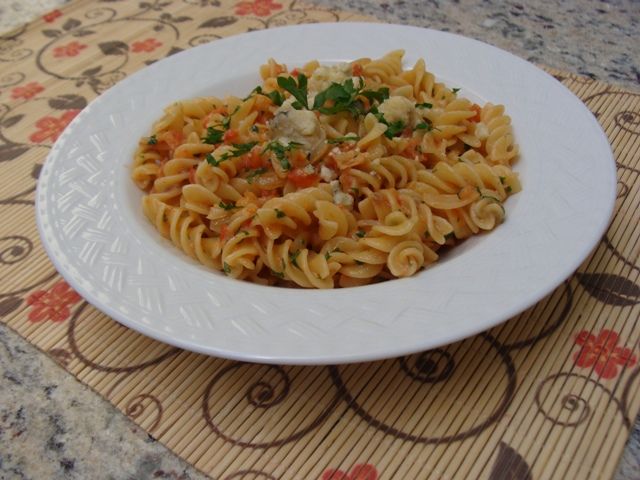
(1, 1, 639, 478)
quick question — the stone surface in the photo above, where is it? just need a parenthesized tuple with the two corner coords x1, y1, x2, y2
(307, 0, 639, 90)
(0, 1, 638, 479)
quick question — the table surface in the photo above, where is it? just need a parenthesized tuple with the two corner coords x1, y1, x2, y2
(0, 0, 638, 479)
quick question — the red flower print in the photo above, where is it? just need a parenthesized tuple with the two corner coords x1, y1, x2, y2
(573, 329, 637, 379)
(26, 280, 81, 323)
(235, 0, 283, 17)
(11, 82, 45, 100)
(322, 464, 378, 480)
(43, 10, 63, 23)
(53, 41, 87, 58)
(29, 110, 80, 143)
(131, 38, 163, 53)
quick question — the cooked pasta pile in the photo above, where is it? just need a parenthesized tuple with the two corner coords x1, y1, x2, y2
(131, 50, 521, 288)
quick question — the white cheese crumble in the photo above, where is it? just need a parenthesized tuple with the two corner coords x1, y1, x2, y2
(378, 96, 417, 127)
(320, 165, 337, 182)
(475, 122, 489, 140)
(334, 191, 354, 206)
(329, 179, 353, 206)
(308, 63, 353, 92)
(303, 164, 315, 175)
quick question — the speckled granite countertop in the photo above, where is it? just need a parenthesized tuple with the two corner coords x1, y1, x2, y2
(0, 1, 638, 479)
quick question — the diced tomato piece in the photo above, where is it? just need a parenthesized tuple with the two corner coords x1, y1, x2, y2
(352, 63, 364, 76)
(220, 224, 232, 241)
(401, 139, 419, 157)
(188, 166, 196, 184)
(288, 168, 319, 188)
(290, 68, 299, 77)
(243, 146, 265, 170)
(470, 104, 482, 122)
(459, 185, 478, 200)
(290, 150, 308, 169)
(223, 129, 239, 144)
(161, 130, 183, 150)
(340, 172, 357, 190)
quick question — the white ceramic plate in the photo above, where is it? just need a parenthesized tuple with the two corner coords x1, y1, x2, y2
(36, 23, 616, 365)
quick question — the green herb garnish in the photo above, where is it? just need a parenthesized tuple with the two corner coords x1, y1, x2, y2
(203, 127, 225, 145)
(275, 208, 286, 218)
(312, 79, 389, 116)
(207, 142, 258, 166)
(415, 121, 432, 131)
(262, 140, 303, 171)
(327, 135, 360, 144)
(218, 201, 236, 211)
(221, 105, 240, 130)
(506, 185, 512, 193)
(371, 109, 405, 139)
(499, 176, 506, 184)
(444, 232, 455, 241)
(416, 102, 433, 109)
(289, 250, 300, 268)
(355, 229, 366, 238)
(277, 74, 309, 110)
(253, 86, 285, 106)
(147, 134, 157, 145)
(452, 88, 461, 94)
(324, 247, 342, 261)
(271, 269, 285, 279)
(223, 262, 231, 274)
(246, 167, 267, 183)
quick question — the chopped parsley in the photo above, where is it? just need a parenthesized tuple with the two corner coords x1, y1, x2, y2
(218, 201, 236, 211)
(360, 86, 390, 104)
(246, 167, 267, 183)
(327, 135, 360, 144)
(147, 134, 157, 145)
(252, 86, 285, 106)
(506, 185, 512, 193)
(275, 208, 286, 218)
(371, 108, 405, 138)
(202, 126, 225, 145)
(313, 79, 389, 116)
(223, 262, 231, 274)
(271, 268, 285, 278)
(289, 250, 300, 268)
(444, 232, 455, 241)
(416, 102, 433, 109)
(276, 74, 389, 116)
(277, 74, 309, 110)
(499, 176, 506, 184)
(239, 230, 250, 236)
(452, 88, 461, 94)
(324, 247, 342, 261)
(221, 105, 240, 130)
(206, 142, 258, 166)
(355, 229, 366, 238)
(262, 140, 303, 171)
(415, 121, 432, 131)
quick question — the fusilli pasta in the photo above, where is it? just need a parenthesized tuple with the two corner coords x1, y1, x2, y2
(132, 51, 521, 288)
